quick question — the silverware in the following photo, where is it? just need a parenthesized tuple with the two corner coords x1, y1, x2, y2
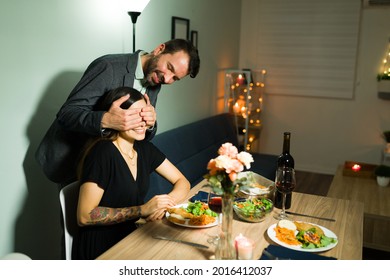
(285, 211, 336, 222)
(152, 235, 209, 249)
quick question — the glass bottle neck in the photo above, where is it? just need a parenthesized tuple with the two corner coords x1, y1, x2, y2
(283, 133, 291, 153)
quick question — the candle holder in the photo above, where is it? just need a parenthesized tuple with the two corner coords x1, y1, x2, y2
(234, 234, 254, 260)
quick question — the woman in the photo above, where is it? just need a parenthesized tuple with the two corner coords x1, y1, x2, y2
(72, 87, 190, 260)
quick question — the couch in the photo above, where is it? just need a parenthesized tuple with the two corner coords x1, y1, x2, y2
(145, 113, 278, 201)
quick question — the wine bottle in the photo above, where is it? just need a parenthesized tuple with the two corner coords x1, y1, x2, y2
(274, 132, 294, 209)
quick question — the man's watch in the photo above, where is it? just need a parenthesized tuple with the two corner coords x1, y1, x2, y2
(101, 128, 110, 137)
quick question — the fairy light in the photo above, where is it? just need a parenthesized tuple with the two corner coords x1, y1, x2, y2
(378, 38, 390, 81)
(225, 69, 267, 151)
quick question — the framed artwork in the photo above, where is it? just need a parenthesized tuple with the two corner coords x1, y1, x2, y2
(171, 16, 190, 40)
(191, 30, 198, 48)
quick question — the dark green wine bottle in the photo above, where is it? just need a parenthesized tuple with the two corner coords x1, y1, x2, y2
(274, 132, 294, 209)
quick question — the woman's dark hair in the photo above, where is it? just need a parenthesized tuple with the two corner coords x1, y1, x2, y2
(162, 39, 200, 78)
(97, 86, 146, 111)
(94, 86, 146, 138)
(77, 86, 146, 179)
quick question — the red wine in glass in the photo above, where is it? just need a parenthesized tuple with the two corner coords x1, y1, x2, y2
(208, 196, 222, 214)
(274, 167, 296, 220)
(275, 181, 295, 193)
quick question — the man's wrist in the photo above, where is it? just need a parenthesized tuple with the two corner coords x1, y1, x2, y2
(147, 124, 155, 131)
(101, 128, 110, 136)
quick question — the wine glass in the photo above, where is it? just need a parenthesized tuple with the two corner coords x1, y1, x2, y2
(206, 189, 223, 245)
(274, 166, 296, 220)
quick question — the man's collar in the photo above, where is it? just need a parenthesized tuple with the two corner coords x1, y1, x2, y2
(135, 51, 147, 80)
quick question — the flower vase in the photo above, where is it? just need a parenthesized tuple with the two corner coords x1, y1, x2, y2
(215, 193, 236, 260)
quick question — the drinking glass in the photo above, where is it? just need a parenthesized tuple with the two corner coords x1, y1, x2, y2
(206, 189, 223, 245)
(274, 167, 296, 220)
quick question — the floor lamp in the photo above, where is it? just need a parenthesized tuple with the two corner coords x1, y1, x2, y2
(125, 0, 151, 52)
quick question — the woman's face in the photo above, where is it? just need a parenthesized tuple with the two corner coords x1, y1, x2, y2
(120, 99, 147, 142)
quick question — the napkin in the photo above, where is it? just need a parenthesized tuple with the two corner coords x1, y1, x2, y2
(259, 245, 337, 260)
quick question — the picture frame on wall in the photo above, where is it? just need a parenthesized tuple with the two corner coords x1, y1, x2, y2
(191, 30, 198, 48)
(171, 16, 190, 40)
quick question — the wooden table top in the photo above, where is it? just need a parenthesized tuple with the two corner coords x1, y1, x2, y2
(328, 165, 390, 219)
(97, 179, 364, 260)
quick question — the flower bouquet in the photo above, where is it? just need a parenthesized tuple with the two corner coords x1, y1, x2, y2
(204, 142, 254, 259)
(204, 142, 254, 195)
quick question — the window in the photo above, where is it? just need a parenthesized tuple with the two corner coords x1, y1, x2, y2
(242, 0, 361, 99)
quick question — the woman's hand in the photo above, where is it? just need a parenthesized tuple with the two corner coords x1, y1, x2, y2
(141, 194, 175, 220)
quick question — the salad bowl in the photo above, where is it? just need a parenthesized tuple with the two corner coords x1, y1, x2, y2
(233, 197, 274, 223)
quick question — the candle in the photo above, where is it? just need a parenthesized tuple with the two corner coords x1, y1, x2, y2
(235, 234, 254, 260)
(237, 74, 244, 85)
(233, 102, 240, 114)
(352, 164, 361, 172)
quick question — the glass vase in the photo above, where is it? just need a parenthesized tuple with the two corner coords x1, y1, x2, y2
(215, 193, 236, 260)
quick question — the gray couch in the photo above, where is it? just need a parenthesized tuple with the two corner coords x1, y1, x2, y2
(145, 113, 278, 201)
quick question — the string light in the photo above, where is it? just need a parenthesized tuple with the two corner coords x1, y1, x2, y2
(225, 69, 266, 151)
(378, 38, 390, 81)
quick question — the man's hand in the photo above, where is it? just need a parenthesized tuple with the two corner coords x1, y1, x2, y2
(140, 94, 156, 129)
(101, 94, 145, 131)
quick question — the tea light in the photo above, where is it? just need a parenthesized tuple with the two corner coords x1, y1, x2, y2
(235, 234, 254, 260)
(352, 164, 361, 172)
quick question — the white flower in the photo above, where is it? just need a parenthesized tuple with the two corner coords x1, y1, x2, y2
(237, 151, 254, 169)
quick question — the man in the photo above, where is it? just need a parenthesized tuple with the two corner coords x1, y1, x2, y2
(36, 39, 200, 186)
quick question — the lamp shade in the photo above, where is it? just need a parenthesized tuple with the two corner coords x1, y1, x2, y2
(122, 0, 151, 12)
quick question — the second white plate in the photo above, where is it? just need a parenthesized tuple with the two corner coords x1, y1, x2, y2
(267, 222, 338, 252)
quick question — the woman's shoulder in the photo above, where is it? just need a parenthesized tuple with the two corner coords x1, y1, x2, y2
(89, 140, 116, 157)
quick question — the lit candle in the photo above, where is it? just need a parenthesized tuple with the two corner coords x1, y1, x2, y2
(235, 234, 254, 260)
(352, 164, 361, 172)
(233, 102, 240, 114)
(237, 74, 244, 85)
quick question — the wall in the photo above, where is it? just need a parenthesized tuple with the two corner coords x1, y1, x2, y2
(240, 1, 390, 174)
(0, 0, 241, 259)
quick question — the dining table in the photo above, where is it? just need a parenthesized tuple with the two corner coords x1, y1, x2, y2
(96, 179, 364, 260)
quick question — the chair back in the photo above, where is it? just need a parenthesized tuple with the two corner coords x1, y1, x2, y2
(0, 252, 31, 260)
(59, 181, 79, 260)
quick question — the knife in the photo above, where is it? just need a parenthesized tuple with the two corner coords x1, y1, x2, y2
(285, 211, 336, 222)
(152, 235, 209, 249)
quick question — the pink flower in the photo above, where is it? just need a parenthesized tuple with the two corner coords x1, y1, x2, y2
(225, 158, 244, 174)
(215, 155, 232, 173)
(218, 142, 238, 158)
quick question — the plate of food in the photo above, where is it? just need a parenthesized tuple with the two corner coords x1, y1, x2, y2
(267, 219, 338, 252)
(166, 201, 218, 228)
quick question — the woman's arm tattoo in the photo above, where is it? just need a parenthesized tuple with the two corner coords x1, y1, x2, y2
(87, 206, 139, 225)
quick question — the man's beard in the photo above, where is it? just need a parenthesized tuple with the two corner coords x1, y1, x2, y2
(142, 55, 161, 87)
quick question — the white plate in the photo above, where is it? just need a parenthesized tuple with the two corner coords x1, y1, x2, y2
(267, 222, 338, 252)
(165, 203, 218, 228)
